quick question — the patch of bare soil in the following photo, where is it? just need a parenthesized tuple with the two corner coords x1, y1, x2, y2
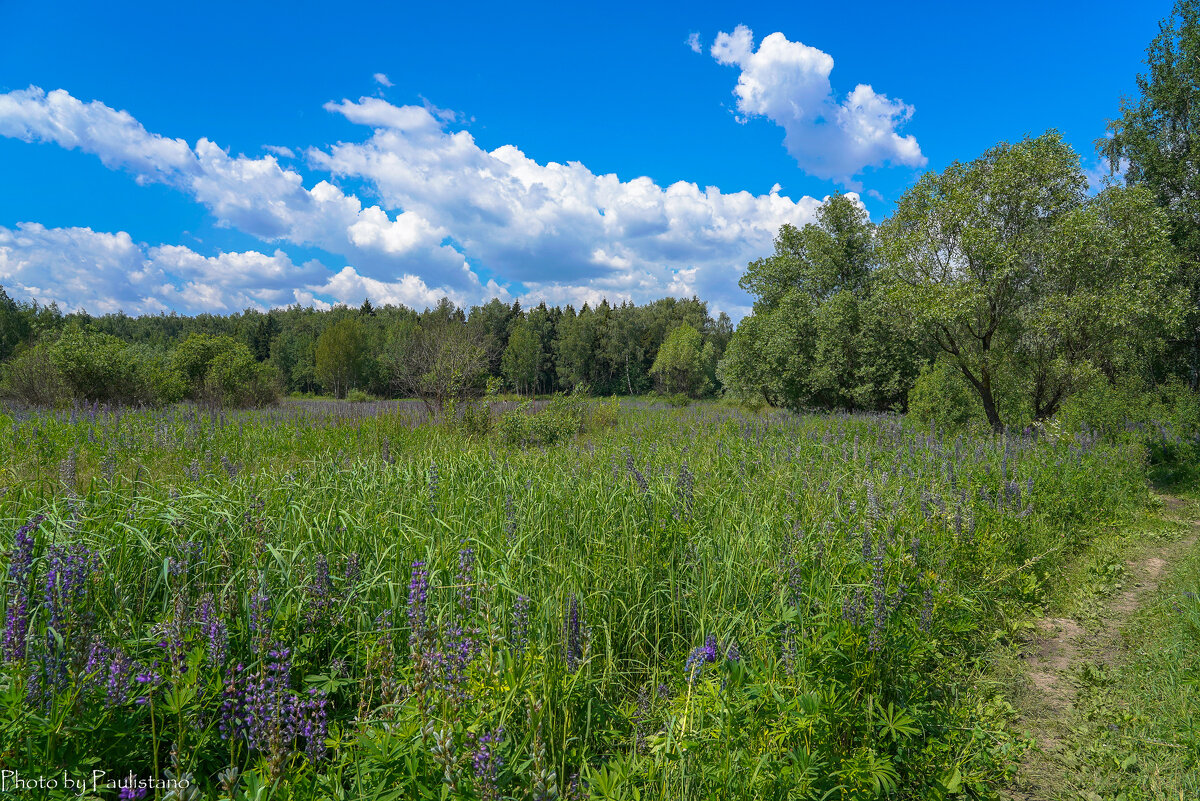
(1003, 496, 1198, 799)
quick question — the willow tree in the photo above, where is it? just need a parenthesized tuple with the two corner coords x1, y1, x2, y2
(881, 131, 1183, 431)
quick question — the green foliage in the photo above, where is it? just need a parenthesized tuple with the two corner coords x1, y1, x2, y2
(907, 358, 985, 430)
(501, 319, 541, 395)
(0, 341, 66, 405)
(346, 388, 371, 403)
(171, 333, 242, 396)
(721, 195, 920, 412)
(649, 322, 712, 397)
(458, 398, 492, 436)
(497, 394, 586, 447)
(315, 317, 368, 399)
(882, 132, 1185, 431)
(202, 346, 282, 408)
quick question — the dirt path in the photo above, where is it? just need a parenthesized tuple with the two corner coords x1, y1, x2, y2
(1005, 495, 1198, 800)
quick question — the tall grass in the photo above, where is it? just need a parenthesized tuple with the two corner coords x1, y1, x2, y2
(0, 401, 1148, 799)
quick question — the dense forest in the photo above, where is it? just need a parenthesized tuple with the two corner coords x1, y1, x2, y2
(4, 1, 1200, 436)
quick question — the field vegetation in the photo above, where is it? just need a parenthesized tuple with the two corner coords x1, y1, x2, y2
(0, 398, 1182, 800)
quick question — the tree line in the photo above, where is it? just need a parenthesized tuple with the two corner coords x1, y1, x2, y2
(0, 290, 734, 408)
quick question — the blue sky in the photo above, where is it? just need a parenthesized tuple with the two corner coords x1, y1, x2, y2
(0, 1, 1170, 319)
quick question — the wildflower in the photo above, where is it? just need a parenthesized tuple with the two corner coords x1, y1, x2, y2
(196, 593, 228, 667)
(304, 555, 333, 631)
(472, 727, 505, 801)
(919, 587, 935, 632)
(562, 594, 585, 672)
(3, 515, 42, 662)
(842, 587, 867, 627)
(511, 595, 530, 655)
(407, 561, 430, 650)
(684, 634, 718, 684)
(869, 544, 887, 653)
(249, 586, 272, 652)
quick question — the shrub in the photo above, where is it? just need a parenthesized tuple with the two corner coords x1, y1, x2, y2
(460, 400, 492, 436)
(347, 388, 371, 403)
(906, 359, 983, 430)
(666, 393, 691, 408)
(48, 325, 137, 403)
(172, 334, 242, 397)
(587, 397, 620, 431)
(0, 342, 66, 405)
(498, 395, 584, 447)
(203, 347, 282, 408)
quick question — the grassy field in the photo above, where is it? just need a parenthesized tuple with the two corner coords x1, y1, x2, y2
(0, 399, 1161, 799)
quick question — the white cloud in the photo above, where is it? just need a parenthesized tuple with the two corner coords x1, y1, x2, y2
(0, 224, 157, 314)
(686, 32, 702, 54)
(0, 223, 480, 314)
(310, 96, 827, 311)
(0, 86, 841, 317)
(373, 73, 394, 88)
(0, 86, 470, 286)
(263, 145, 296, 158)
(710, 25, 925, 186)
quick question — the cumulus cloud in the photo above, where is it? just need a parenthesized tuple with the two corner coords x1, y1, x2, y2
(0, 86, 469, 286)
(0, 85, 840, 316)
(310, 96, 826, 311)
(710, 25, 925, 186)
(373, 73, 393, 88)
(686, 32, 702, 54)
(0, 223, 479, 314)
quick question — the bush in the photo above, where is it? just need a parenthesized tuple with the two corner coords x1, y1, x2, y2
(203, 347, 282, 408)
(2, 329, 186, 407)
(172, 334, 243, 397)
(587, 397, 620, 431)
(666, 392, 691, 408)
(347, 388, 372, 403)
(498, 395, 584, 447)
(906, 359, 984, 430)
(0, 342, 66, 405)
(459, 400, 492, 436)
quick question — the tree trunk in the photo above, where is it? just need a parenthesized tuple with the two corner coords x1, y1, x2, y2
(956, 360, 1004, 433)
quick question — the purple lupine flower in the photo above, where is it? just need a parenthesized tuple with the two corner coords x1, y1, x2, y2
(919, 587, 934, 632)
(249, 587, 271, 652)
(3, 515, 41, 662)
(343, 552, 363, 592)
(196, 593, 227, 667)
(169, 541, 204, 577)
(83, 639, 133, 706)
(299, 687, 330, 762)
(133, 661, 162, 705)
(42, 542, 98, 694)
(684, 634, 719, 684)
(218, 663, 248, 741)
(511, 595, 530, 655)
(562, 594, 585, 672)
(472, 727, 505, 801)
(304, 555, 333, 631)
(246, 646, 294, 760)
(118, 779, 148, 800)
(407, 561, 430, 651)
(869, 544, 887, 653)
(456, 545, 476, 616)
(842, 587, 867, 627)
